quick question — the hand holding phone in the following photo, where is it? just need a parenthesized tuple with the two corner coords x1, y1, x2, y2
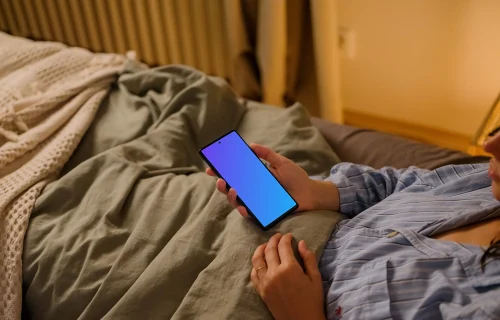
(200, 131, 320, 229)
(206, 144, 317, 216)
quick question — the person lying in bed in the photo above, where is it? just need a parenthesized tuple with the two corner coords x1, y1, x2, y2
(206, 128, 500, 320)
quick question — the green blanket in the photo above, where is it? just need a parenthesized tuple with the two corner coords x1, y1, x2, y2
(23, 65, 343, 319)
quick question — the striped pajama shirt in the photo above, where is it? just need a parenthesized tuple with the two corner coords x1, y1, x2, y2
(318, 163, 500, 319)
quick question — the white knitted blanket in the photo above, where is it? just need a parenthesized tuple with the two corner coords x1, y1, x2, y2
(0, 32, 126, 320)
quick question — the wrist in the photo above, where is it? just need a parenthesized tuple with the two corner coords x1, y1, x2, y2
(309, 179, 340, 212)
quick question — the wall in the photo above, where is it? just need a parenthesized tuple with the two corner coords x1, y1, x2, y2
(338, 0, 500, 137)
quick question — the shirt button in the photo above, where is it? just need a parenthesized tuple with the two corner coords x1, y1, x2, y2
(387, 231, 399, 238)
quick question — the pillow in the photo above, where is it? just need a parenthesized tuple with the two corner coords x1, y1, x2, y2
(311, 117, 489, 170)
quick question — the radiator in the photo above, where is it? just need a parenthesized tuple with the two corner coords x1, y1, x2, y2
(0, 0, 230, 78)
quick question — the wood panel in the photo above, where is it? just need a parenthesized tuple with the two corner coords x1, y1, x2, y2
(344, 110, 472, 152)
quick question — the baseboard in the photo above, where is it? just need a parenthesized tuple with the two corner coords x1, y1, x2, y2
(343, 110, 472, 152)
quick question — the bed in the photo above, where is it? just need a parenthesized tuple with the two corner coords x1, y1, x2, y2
(20, 61, 344, 319)
(0, 33, 488, 320)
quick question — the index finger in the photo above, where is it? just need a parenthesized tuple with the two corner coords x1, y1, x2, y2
(205, 168, 216, 176)
(277, 233, 296, 264)
(264, 233, 282, 269)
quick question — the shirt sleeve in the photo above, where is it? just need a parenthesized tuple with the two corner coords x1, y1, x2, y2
(324, 163, 431, 217)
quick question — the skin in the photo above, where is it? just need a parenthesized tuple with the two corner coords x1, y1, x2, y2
(206, 143, 336, 320)
(484, 131, 500, 200)
(205, 133, 500, 319)
(432, 132, 500, 246)
(250, 233, 325, 320)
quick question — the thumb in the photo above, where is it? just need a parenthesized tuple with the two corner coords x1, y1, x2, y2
(298, 240, 321, 282)
(250, 143, 285, 167)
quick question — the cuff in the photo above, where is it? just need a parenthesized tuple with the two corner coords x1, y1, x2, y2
(324, 174, 358, 217)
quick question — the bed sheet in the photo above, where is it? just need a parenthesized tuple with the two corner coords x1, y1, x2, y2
(23, 65, 343, 319)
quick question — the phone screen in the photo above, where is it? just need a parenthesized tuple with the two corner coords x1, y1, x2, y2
(200, 131, 298, 229)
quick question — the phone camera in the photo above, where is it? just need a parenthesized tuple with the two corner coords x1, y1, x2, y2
(218, 142, 221, 144)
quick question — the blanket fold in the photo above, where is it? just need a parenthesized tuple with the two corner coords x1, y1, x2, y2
(0, 32, 126, 320)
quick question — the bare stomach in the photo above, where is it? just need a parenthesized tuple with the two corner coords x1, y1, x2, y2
(433, 217, 500, 246)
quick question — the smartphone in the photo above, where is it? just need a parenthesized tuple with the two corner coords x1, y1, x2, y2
(199, 130, 298, 230)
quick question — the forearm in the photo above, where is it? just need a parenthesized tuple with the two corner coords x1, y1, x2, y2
(321, 163, 429, 217)
(310, 180, 340, 212)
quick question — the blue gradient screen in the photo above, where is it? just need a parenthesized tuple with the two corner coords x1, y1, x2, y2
(201, 131, 297, 228)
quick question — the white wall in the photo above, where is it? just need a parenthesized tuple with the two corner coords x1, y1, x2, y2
(338, 0, 500, 137)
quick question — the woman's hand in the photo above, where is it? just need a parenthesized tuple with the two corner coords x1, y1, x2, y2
(251, 233, 325, 320)
(205, 143, 339, 218)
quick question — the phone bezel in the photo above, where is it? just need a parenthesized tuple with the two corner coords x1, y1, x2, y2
(199, 130, 299, 230)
